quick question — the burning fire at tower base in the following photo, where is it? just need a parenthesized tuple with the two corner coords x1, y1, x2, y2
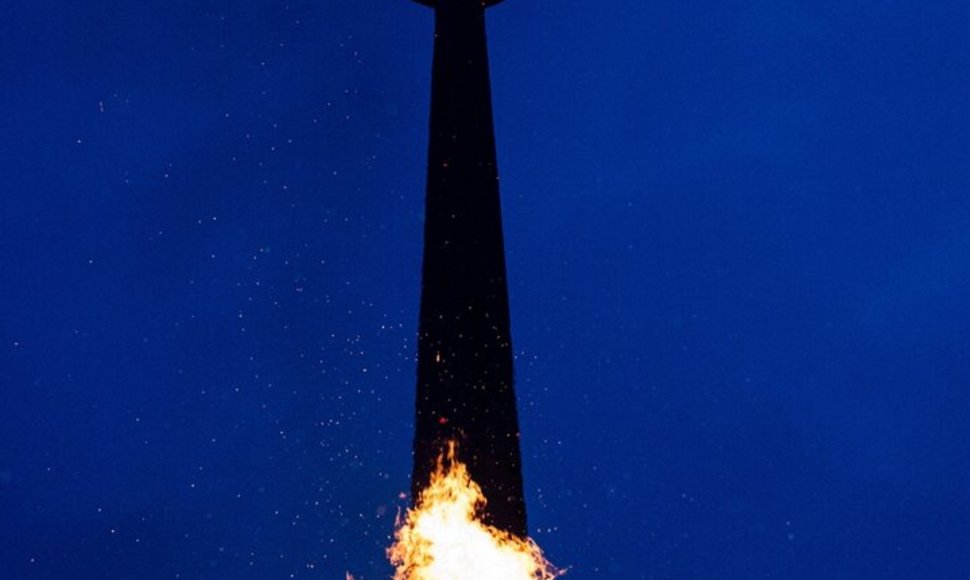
(388, 442, 560, 579)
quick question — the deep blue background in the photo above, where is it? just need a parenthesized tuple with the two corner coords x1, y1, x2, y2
(2, 1, 969, 578)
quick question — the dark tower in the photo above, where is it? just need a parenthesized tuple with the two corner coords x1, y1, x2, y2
(409, 0, 527, 537)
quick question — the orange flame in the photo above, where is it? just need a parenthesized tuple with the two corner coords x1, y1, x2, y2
(388, 442, 562, 580)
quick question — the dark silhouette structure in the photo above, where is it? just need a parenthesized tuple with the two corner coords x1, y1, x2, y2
(408, 0, 527, 538)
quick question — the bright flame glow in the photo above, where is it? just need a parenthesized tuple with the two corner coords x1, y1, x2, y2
(388, 442, 562, 580)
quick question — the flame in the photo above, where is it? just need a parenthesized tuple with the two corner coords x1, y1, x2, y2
(388, 442, 562, 580)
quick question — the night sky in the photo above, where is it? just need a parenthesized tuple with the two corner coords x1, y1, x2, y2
(2, 1, 970, 578)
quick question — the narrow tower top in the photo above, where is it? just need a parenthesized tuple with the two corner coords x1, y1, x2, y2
(410, 0, 506, 8)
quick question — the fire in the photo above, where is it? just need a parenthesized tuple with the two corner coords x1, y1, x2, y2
(388, 442, 562, 580)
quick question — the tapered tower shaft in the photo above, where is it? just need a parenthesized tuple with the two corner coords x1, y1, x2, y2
(411, 1, 527, 538)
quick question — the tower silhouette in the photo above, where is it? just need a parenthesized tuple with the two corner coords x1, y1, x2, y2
(408, 0, 527, 538)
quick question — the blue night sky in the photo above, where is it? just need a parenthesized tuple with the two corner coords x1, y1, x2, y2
(2, 1, 969, 578)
